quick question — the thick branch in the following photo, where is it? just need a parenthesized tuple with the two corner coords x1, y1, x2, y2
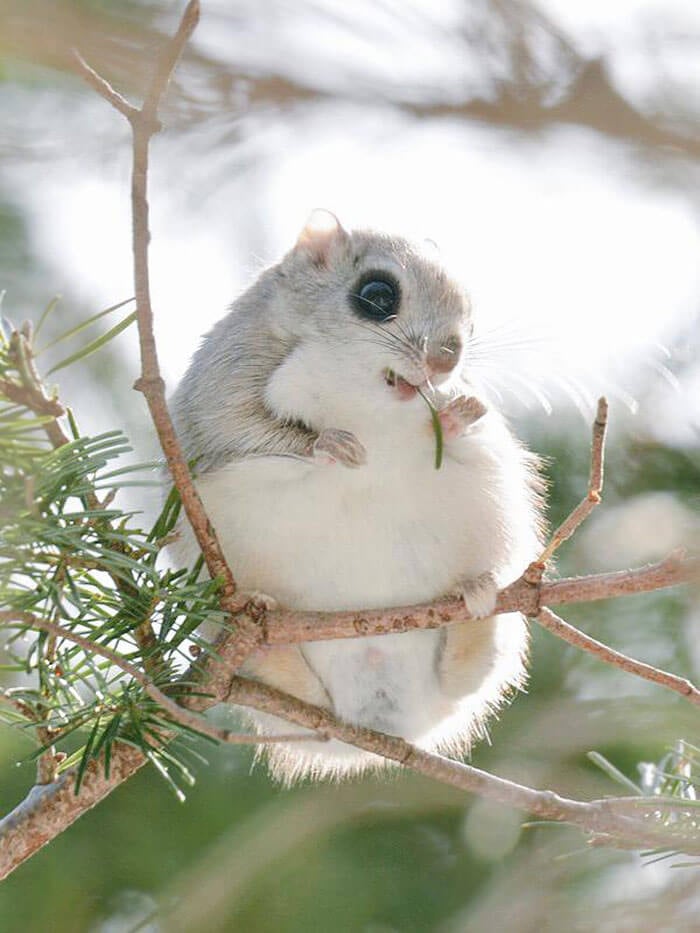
(0, 745, 147, 880)
(249, 553, 700, 647)
(225, 676, 700, 854)
(2, 546, 697, 877)
(3, 610, 697, 883)
(242, 60, 700, 160)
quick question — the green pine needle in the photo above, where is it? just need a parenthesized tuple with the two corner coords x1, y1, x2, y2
(37, 297, 134, 354)
(46, 310, 137, 375)
(587, 751, 643, 794)
(417, 388, 444, 469)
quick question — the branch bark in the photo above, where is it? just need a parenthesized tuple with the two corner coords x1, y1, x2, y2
(245, 553, 700, 647)
(223, 676, 700, 855)
(537, 397, 607, 564)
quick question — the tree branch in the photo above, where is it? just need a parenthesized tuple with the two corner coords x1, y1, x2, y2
(237, 554, 700, 647)
(0, 611, 323, 749)
(2, 316, 167, 677)
(536, 607, 700, 705)
(3, 581, 698, 884)
(69, 50, 138, 122)
(224, 676, 700, 855)
(2, 542, 696, 879)
(537, 397, 607, 565)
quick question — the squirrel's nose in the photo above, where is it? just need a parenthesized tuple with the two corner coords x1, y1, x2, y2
(426, 337, 462, 376)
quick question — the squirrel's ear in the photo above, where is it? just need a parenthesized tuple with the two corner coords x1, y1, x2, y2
(294, 209, 350, 267)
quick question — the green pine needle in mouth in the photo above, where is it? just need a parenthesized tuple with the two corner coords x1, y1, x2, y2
(417, 388, 444, 470)
(385, 368, 443, 469)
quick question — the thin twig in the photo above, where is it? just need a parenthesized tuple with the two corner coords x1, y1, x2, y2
(0, 689, 59, 784)
(2, 334, 68, 783)
(537, 552, 699, 605)
(142, 0, 201, 117)
(536, 607, 700, 705)
(0, 378, 63, 421)
(70, 51, 138, 121)
(73, 0, 263, 673)
(4, 330, 71, 449)
(537, 396, 608, 565)
(3, 326, 165, 675)
(0, 611, 322, 748)
(36, 620, 59, 786)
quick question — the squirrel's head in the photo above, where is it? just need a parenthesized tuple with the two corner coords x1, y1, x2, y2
(265, 211, 472, 425)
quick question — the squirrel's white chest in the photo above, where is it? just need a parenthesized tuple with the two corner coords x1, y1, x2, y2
(196, 429, 505, 613)
(196, 435, 495, 743)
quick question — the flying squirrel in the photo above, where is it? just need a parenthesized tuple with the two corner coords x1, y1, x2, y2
(170, 210, 545, 783)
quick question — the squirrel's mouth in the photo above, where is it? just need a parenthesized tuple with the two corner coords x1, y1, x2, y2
(383, 368, 420, 401)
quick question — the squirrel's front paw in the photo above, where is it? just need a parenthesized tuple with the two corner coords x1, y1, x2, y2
(455, 571, 498, 618)
(313, 428, 367, 468)
(438, 395, 487, 440)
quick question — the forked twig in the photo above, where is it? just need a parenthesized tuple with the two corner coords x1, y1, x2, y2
(69, 52, 138, 121)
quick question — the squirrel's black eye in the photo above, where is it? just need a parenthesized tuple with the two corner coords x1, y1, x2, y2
(350, 274, 400, 322)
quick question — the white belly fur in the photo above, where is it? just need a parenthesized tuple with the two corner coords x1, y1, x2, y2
(193, 413, 535, 780)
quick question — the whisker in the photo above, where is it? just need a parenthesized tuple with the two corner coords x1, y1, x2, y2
(347, 316, 419, 360)
(394, 319, 421, 349)
(347, 292, 398, 321)
(469, 369, 505, 406)
(466, 332, 553, 354)
(647, 358, 682, 393)
(545, 371, 597, 417)
(491, 367, 554, 414)
(653, 341, 672, 359)
(393, 320, 426, 365)
(602, 380, 639, 414)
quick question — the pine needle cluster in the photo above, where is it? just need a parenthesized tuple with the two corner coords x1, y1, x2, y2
(0, 299, 221, 797)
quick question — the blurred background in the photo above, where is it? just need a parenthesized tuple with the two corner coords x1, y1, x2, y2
(0, 0, 699, 930)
